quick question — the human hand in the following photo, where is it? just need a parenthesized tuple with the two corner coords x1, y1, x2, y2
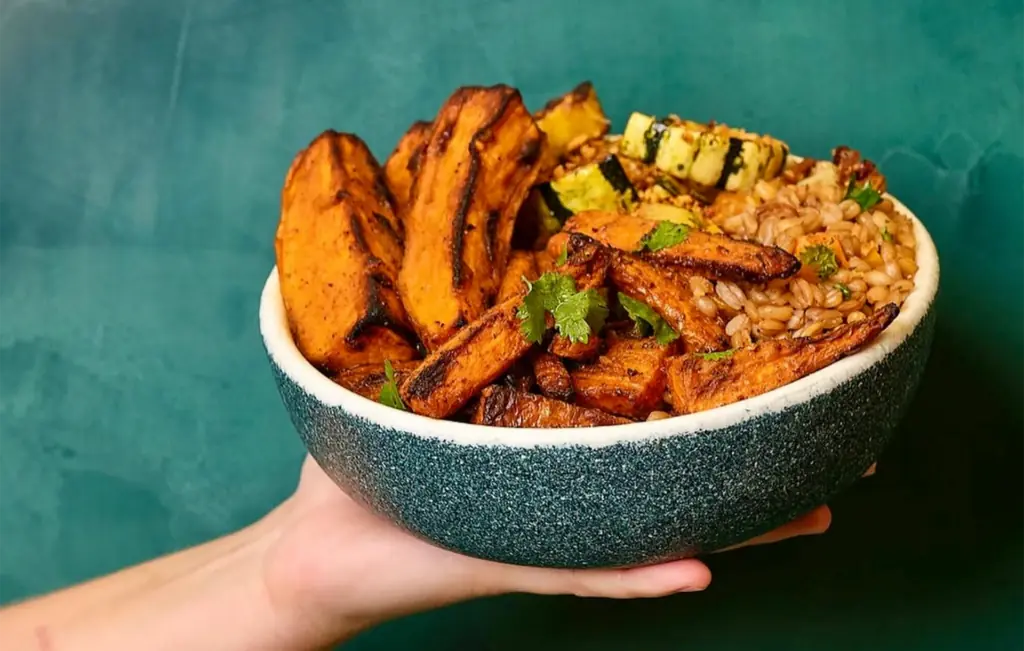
(261, 455, 832, 646)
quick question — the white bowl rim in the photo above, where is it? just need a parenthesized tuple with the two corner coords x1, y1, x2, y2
(260, 190, 939, 449)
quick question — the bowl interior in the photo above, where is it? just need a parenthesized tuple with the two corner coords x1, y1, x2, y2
(260, 192, 939, 447)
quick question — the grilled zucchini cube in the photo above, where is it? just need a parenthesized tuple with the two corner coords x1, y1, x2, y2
(537, 155, 638, 221)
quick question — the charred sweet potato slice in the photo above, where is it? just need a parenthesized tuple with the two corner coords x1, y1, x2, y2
(399, 85, 544, 350)
(609, 251, 729, 353)
(400, 296, 534, 418)
(496, 250, 540, 302)
(666, 303, 900, 414)
(333, 361, 419, 401)
(563, 210, 800, 283)
(534, 81, 611, 178)
(276, 130, 415, 372)
(383, 120, 432, 221)
(570, 336, 671, 418)
(472, 386, 629, 428)
(530, 351, 574, 401)
(548, 334, 601, 362)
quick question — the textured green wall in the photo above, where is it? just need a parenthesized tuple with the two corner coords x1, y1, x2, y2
(1, 0, 1021, 649)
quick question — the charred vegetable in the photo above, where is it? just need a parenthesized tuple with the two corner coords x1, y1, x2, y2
(570, 336, 672, 418)
(399, 85, 544, 350)
(383, 120, 432, 220)
(666, 304, 899, 414)
(276, 130, 416, 372)
(472, 385, 629, 428)
(534, 81, 611, 176)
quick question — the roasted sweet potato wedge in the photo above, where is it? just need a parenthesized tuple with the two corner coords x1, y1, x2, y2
(570, 336, 671, 418)
(399, 85, 545, 350)
(496, 250, 540, 302)
(563, 210, 800, 283)
(548, 334, 601, 362)
(547, 232, 610, 290)
(666, 303, 900, 414)
(609, 251, 729, 353)
(530, 351, 574, 401)
(534, 81, 611, 178)
(501, 357, 536, 393)
(472, 386, 629, 428)
(333, 361, 420, 401)
(400, 296, 534, 418)
(276, 130, 415, 372)
(384, 120, 432, 221)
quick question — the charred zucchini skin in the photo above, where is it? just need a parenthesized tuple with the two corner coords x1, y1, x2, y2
(619, 111, 790, 190)
(536, 155, 637, 222)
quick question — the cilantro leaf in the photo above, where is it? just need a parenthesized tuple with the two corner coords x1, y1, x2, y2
(517, 272, 608, 344)
(378, 360, 406, 410)
(555, 243, 568, 266)
(695, 349, 735, 361)
(618, 293, 679, 345)
(516, 277, 549, 343)
(846, 179, 882, 211)
(881, 227, 893, 243)
(799, 244, 839, 280)
(638, 221, 690, 252)
(835, 282, 852, 300)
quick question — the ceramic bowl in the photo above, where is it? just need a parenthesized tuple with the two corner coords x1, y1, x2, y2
(260, 194, 939, 569)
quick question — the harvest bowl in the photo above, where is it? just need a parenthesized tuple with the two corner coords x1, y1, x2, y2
(260, 194, 938, 569)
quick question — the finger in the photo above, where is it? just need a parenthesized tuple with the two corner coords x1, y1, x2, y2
(489, 557, 712, 599)
(714, 505, 832, 553)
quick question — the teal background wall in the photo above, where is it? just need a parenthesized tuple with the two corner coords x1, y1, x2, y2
(1, 0, 1021, 649)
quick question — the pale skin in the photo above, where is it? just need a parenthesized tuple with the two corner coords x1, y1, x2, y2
(0, 456, 832, 650)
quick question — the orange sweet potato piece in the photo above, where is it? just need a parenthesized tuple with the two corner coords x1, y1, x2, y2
(609, 251, 729, 353)
(563, 210, 800, 283)
(333, 361, 420, 401)
(548, 334, 601, 362)
(570, 336, 671, 418)
(383, 120, 432, 221)
(496, 250, 540, 302)
(276, 130, 415, 372)
(795, 233, 849, 282)
(400, 296, 534, 419)
(666, 303, 899, 414)
(398, 85, 545, 350)
(530, 351, 574, 401)
(472, 386, 628, 428)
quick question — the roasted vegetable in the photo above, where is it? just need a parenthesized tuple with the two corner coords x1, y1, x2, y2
(399, 85, 545, 350)
(620, 112, 788, 191)
(535, 155, 637, 228)
(548, 333, 602, 361)
(563, 210, 800, 283)
(570, 336, 671, 418)
(497, 250, 541, 302)
(383, 120, 432, 220)
(609, 251, 729, 353)
(400, 296, 535, 419)
(634, 202, 723, 235)
(666, 304, 900, 414)
(534, 81, 611, 176)
(472, 385, 629, 428)
(530, 351, 574, 401)
(276, 130, 415, 372)
(796, 233, 847, 281)
(501, 357, 536, 393)
(333, 360, 420, 401)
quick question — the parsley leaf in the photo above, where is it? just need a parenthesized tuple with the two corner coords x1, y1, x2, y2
(638, 221, 690, 252)
(799, 244, 840, 280)
(378, 360, 406, 410)
(555, 243, 568, 266)
(881, 227, 893, 243)
(517, 272, 608, 344)
(835, 282, 852, 300)
(846, 179, 882, 211)
(618, 293, 679, 345)
(695, 350, 735, 361)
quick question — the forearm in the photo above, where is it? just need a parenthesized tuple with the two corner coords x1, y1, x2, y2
(0, 503, 340, 651)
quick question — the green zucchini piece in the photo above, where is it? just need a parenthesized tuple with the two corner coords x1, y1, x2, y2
(537, 155, 637, 220)
(621, 112, 656, 160)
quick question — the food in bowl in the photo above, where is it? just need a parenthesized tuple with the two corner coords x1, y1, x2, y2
(274, 81, 918, 427)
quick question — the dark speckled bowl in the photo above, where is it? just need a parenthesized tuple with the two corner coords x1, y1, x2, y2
(260, 194, 939, 569)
